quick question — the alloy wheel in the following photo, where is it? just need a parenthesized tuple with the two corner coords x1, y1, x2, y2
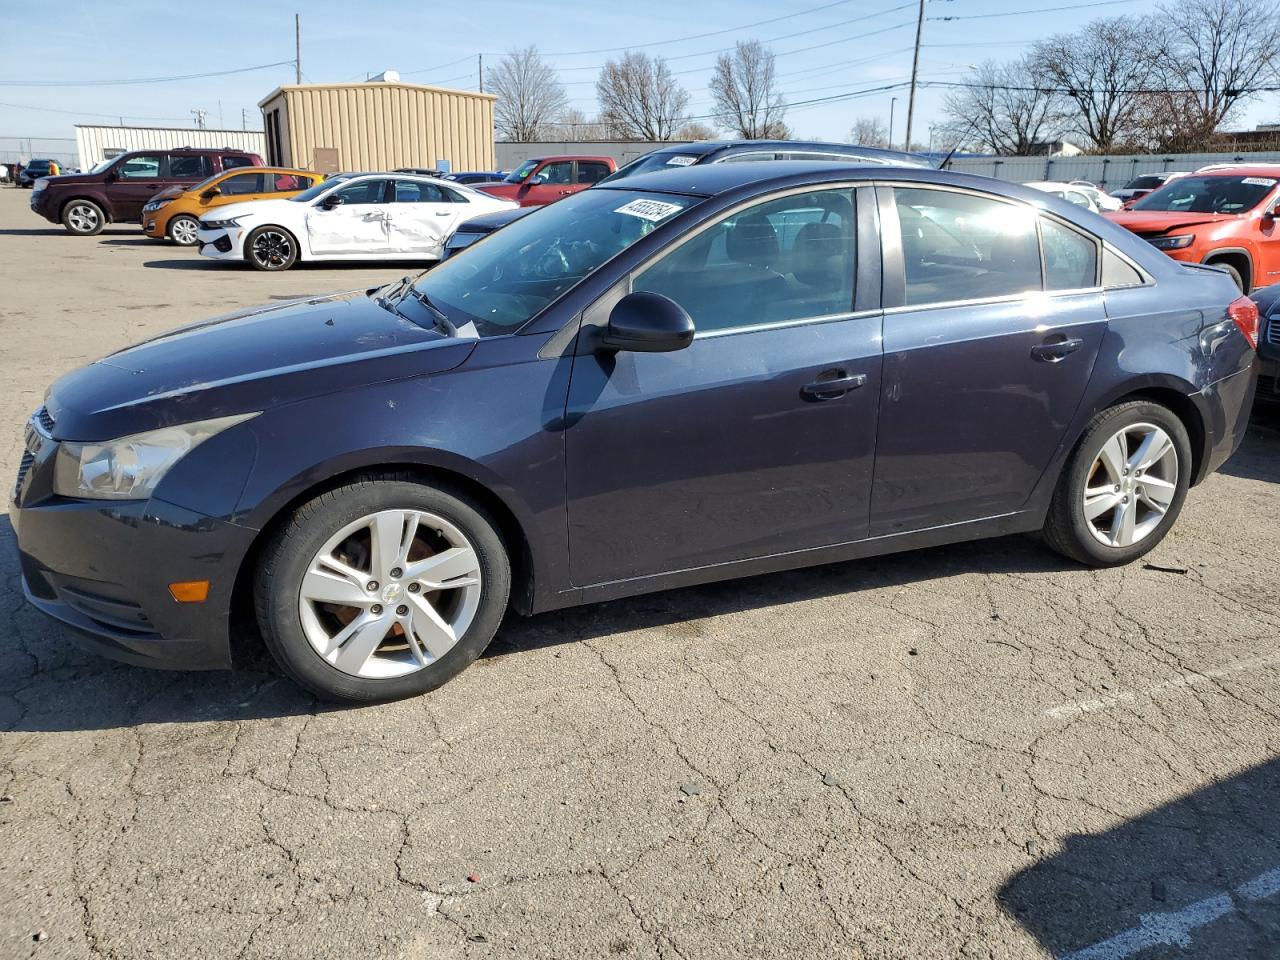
(170, 217, 199, 245)
(298, 509, 483, 679)
(1082, 422, 1178, 548)
(67, 203, 99, 233)
(251, 229, 293, 269)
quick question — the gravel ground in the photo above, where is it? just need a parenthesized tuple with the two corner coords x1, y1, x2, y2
(2, 185, 1280, 960)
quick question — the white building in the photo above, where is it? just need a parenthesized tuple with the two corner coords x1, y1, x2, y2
(75, 125, 267, 171)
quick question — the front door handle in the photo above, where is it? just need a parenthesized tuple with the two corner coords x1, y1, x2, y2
(801, 371, 867, 400)
(1030, 336, 1084, 362)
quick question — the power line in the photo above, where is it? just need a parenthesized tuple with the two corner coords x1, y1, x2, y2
(930, 0, 1139, 20)
(0, 60, 296, 87)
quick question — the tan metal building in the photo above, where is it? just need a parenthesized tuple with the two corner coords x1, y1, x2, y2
(257, 77, 495, 174)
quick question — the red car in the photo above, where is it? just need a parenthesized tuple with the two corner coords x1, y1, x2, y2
(1106, 165, 1280, 292)
(478, 155, 616, 207)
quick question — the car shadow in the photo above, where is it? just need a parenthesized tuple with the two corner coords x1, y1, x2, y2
(1216, 407, 1280, 484)
(0, 227, 136, 237)
(1000, 757, 1280, 958)
(142, 258, 219, 270)
(99, 237, 163, 247)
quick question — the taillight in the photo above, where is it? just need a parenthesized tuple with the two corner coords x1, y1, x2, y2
(1227, 295, 1259, 349)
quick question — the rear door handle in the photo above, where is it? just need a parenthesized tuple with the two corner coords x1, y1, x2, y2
(801, 371, 867, 400)
(1030, 336, 1084, 362)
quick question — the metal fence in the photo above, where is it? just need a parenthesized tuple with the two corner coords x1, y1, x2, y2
(939, 151, 1280, 190)
(0, 137, 78, 171)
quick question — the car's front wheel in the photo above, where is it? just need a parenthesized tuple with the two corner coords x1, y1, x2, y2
(167, 214, 200, 246)
(62, 199, 105, 236)
(255, 476, 511, 702)
(245, 225, 298, 271)
(1042, 400, 1192, 566)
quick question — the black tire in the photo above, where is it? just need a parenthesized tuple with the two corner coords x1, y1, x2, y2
(1042, 400, 1192, 567)
(254, 475, 511, 703)
(245, 225, 298, 271)
(167, 213, 200, 246)
(61, 199, 105, 236)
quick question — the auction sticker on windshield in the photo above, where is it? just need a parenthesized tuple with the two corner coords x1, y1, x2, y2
(615, 199, 684, 222)
(665, 155, 697, 166)
(1242, 177, 1277, 186)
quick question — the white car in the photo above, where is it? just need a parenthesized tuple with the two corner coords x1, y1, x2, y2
(1066, 181, 1124, 212)
(1109, 172, 1189, 204)
(1024, 180, 1105, 213)
(197, 172, 518, 271)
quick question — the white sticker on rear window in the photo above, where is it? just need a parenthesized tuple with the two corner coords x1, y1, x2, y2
(1242, 177, 1277, 186)
(665, 155, 697, 166)
(614, 199, 683, 222)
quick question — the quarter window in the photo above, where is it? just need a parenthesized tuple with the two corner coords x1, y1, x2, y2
(1041, 217, 1099, 291)
(633, 188, 856, 333)
(894, 187, 1041, 306)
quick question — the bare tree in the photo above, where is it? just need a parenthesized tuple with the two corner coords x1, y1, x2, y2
(486, 46, 568, 142)
(549, 107, 612, 142)
(1031, 18, 1161, 152)
(596, 52, 690, 140)
(675, 121, 718, 140)
(940, 58, 1065, 155)
(1157, 0, 1280, 135)
(849, 115, 889, 148)
(709, 40, 788, 139)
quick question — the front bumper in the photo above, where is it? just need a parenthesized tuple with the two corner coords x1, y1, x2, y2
(11, 444, 258, 670)
(29, 188, 56, 222)
(197, 225, 241, 260)
(1257, 355, 1280, 404)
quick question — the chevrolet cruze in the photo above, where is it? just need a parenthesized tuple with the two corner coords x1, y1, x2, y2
(11, 163, 1259, 703)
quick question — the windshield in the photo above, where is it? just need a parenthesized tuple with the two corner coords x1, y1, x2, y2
(89, 159, 114, 174)
(1124, 175, 1167, 191)
(503, 160, 539, 184)
(410, 189, 697, 337)
(599, 151, 704, 184)
(1132, 174, 1277, 214)
(291, 175, 349, 202)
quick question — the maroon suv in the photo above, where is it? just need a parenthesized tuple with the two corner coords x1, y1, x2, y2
(30, 147, 263, 236)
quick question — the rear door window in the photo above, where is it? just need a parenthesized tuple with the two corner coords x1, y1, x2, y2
(221, 155, 255, 170)
(576, 161, 612, 184)
(893, 187, 1041, 306)
(169, 155, 212, 179)
(219, 172, 269, 196)
(117, 155, 162, 179)
(1041, 217, 1099, 291)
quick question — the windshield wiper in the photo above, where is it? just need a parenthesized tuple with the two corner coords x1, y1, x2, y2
(402, 287, 458, 337)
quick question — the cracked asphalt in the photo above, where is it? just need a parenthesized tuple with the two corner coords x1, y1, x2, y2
(3, 186, 1280, 960)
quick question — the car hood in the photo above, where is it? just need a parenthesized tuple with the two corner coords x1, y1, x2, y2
(476, 183, 522, 200)
(34, 172, 95, 187)
(45, 289, 475, 441)
(1105, 210, 1236, 234)
(150, 185, 188, 203)
(455, 206, 536, 232)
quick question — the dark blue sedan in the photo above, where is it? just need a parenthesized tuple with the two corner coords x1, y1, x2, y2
(11, 162, 1259, 702)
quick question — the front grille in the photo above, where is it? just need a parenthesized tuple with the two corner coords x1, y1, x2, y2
(1267, 317, 1279, 347)
(213, 234, 233, 253)
(1260, 375, 1280, 401)
(60, 584, 156, 635)
(35, 406, 55, 434)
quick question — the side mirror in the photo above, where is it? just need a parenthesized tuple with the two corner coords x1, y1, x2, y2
(1263, 208, 1277, 229)
(200, 187, 220, 201)
(598, 291, 695, 353)
(320, 194, 345, 210)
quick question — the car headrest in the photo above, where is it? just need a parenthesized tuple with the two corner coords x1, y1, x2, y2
(726, 213, 780, 267)
(791, 221, 849, 288)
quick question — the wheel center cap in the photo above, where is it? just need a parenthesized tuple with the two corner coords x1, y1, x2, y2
(381, 582, 402, 603)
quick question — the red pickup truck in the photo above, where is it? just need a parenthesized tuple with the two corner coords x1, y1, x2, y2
(478, 155, 616, 207)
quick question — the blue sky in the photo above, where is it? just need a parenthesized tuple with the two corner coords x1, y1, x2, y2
(1, 0, 1276, 150)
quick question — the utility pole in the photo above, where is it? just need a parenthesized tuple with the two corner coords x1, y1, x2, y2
(218, 100, 224, 128)
(191, 109, 208, 129)
(888, 97, 898, 150)
(904, 0, 926, 152)
(242, 108, 248, 131)
(478, 54, 483, 93)
(295, 14, 302, 84)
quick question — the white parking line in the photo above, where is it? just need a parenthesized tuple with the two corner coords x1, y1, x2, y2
(1060, 866, 1280, 960)
(1045, 652, 1280, 720)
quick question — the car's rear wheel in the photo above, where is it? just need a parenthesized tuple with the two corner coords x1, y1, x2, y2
(255, 476, 511, 703)
(1213, 261, 1247, 294)
(167, 214, 200, 246)
(245, 225, 298, 271)
(1042, 400, 1192, 566)
(62, 200, 105, 236)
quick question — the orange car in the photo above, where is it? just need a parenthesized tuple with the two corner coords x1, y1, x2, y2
(143, 167, 322, 245)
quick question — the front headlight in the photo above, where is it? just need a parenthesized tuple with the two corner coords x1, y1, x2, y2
(32, 179, 46, 193)
(201, 216, 244, 230)
(1148, 234, 1194, 250)
(446, 231, 482, 250)
(52, 413, 257, 500)
(144, 199, 172, 213)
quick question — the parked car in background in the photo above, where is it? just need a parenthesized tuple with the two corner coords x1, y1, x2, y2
(11, 162, 1258, 702)
(1111, 172, 1188, 205)
(448, 139, 937, 252)
(29, 148, 264, 235)
(143, 167, 322, 245)
(1025, 181, 1103, 212)
(18, 159, 60, 187)
(445, 171, 505, 185)
(1250, 281, 1280, 405)
(1105, 165, 1280, 292)
(196, 172, 517, 271)
(440, 205, 535, 259)
(393, 167, 447, 177)
(477, 155, 617, 206)
(1068, 181, 1124, 211)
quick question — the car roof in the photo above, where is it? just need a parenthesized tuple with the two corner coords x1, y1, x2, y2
(642, 139, 933, 167)
(1192, 165, 1280, 177)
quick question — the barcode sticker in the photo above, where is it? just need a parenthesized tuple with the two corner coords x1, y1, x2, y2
(1242, 177, 1277, 186)
(614, 199, 684, 222)
(665, 155, 697, 166)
